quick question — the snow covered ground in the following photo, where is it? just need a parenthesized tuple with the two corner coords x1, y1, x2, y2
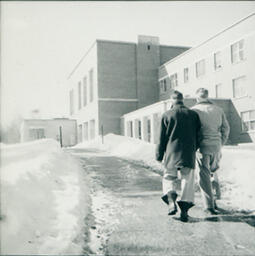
(0, 139, 89, 255)
(75, 134, 255, 212)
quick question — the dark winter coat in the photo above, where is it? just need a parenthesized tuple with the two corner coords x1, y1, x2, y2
(156, 102, 201, 169)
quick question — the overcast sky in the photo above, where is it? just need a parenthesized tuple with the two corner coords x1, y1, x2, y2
(1, 1, 255, 126)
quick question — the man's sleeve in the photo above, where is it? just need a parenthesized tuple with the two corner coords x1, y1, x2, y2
(195, 113, 202, 150)
(155, 114, 169, 162)
(221, 111, 230, 145)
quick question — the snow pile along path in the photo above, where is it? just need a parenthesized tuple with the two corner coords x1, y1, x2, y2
(75, 134, 255, 212)
(1, 139, 89, 255)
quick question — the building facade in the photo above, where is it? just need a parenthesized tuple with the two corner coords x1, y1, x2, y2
(121, 98, 240, 145)
(68, 14, 255, 145)
(67, 35, 189, 143)
(20, 118, 77, 147)
(158, 13, 255, 143)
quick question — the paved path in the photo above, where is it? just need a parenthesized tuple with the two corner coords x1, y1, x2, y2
(69, 148, 255, 256)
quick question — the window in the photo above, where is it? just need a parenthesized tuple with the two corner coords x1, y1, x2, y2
(170, 73, 178, 88)
(83, 122, 89, 141)
(89, 119, 95, 139)
(127, 121, 133, 137)
(138, 120, 142, 140)
(233, 76, 247, 98)
(159, 79, 167, 93)
(89, 69, 94, 102)
(241, 110, 255, 132)
(78, 124, 83, 143)
(69, 89, 74, 115)
(184, 68, 189, 83)
(196, 59, 205, 77)
(83, 77, 87, 107)
(231, 39, 244, 63)
(214, 51, 222, 70)
(147, 119, 151, 143)
(215, 83, 223, 98)
(29, 128, 45, 140)
(78, 81, 82, 110)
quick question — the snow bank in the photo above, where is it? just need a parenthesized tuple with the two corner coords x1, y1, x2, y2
(75, 134, 255, 211)
(1, 139, 89, 254)
(219, 148, 255, 211)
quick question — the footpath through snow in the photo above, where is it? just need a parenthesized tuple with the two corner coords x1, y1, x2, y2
(0, 139, 89, 255)
(75, 133, 255, 212)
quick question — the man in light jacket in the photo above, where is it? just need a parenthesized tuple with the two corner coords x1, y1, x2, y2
(156, 90, 201, 222)
(192, 88, 230, 215)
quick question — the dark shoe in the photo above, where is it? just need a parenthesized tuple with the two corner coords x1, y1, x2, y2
(168, 203, 178, 215)
(161, 192, 177, 206)
(161, 194, 169, 205)
(204, 208, 218, 215)
(177, 201, 194, 222)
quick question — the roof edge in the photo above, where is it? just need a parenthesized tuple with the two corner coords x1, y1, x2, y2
(67, 40, 97, 80)
(159, 12, 255, 69)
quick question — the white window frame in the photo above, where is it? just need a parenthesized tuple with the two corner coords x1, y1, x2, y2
(184, 68, 189, 83)
(232, 76, 247, 98)
(83, 77, 87, 107)
(159, 79, 167, 93)
(214, 51, 222, 70)
(196, 59, 206, 77)
(83, 122, 89, 141)
(241, 110, 255, 132)
(78, 81, 82, 110)
(69, 89, 74, 115)
(89, 69, 94, 102)
(231, 39, 244, 64)
(170, 73, 178, 89)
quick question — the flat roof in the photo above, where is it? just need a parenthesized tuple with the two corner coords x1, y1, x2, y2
(68, 36, 190, 80)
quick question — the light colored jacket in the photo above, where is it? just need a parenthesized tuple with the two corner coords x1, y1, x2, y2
(191, 100, 230, 154)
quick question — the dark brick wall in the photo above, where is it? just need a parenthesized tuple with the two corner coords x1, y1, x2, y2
(136, 36, 160, 108)
(160, 45, 190, 65)
(97, 41, 137, 99)
(98, 101, 137, 135)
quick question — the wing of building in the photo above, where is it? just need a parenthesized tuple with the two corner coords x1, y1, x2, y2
(67, 35, 190, 143)
(68, 13, 255, 145)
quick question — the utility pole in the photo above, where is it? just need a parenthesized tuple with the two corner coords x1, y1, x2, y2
(101, 125, 104, 144)
(59, 126, 63, 148)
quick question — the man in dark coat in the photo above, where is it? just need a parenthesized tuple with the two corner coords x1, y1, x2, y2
(156, 90, 201, 222)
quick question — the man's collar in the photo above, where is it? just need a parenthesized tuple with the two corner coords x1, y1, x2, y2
(196, 99, 213, 105)
(171, 101, 184, 108)
(173, 101, 184, 106)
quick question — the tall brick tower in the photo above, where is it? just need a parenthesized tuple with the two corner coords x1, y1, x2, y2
(136, 35, 160, 108)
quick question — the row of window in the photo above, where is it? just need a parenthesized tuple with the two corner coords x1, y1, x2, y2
(127, 119, 151, 142)
(215, 75, 247, 99)
(77, 119, 96, 143)
(126, 115, 163, 143)
(70, 69, 94, 115)
(159, 39, 245, 93)
(161, 75, 247, 99)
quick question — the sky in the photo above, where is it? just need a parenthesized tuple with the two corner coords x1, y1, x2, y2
(1, 1, 255, 127)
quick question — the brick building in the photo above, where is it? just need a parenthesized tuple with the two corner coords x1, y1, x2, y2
(68, 14, 255, 144)
(122, 13, 255, 144)
(67, 35, 189, 143)
(157, 13, 255, 143)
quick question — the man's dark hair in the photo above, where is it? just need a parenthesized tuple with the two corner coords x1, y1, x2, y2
(171, 90, 183, 101)
(196, 88, 209, 98)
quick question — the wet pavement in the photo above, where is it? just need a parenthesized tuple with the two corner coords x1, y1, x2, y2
(67, 148, 255, 256)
